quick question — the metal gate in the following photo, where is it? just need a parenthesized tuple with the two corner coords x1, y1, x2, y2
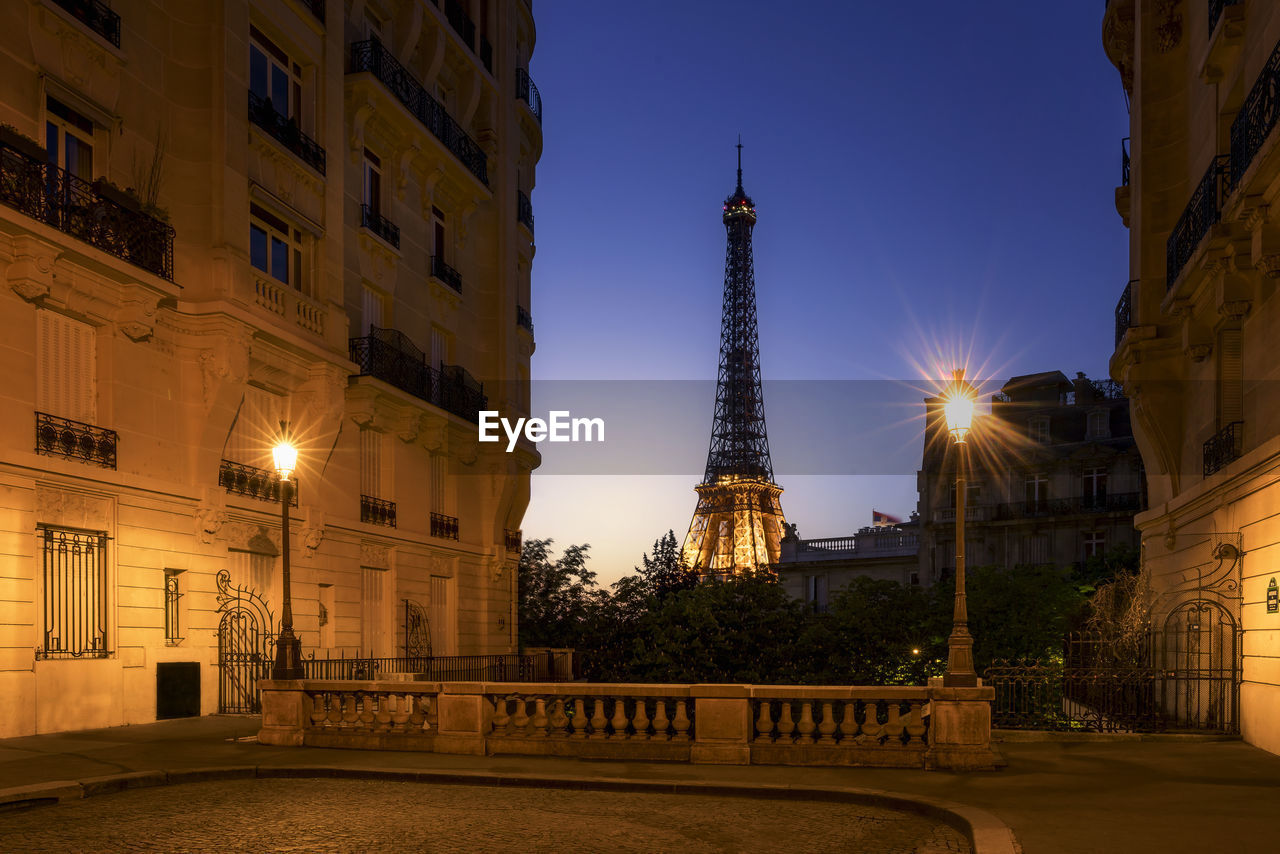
(403, 598, 432, 658)
(216, 569, 274, 714)
(1159, 599, 1239, 732)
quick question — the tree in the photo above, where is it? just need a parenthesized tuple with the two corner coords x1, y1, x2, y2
(517, 538, 599, 649)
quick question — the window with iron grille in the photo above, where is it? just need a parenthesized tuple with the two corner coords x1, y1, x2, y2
(37, 525, 109, 659)
(164, 570, 183, 645)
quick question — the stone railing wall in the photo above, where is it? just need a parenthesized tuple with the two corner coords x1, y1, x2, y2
(260, 680, 999, 771)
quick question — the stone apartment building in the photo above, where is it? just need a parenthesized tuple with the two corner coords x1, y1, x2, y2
(0, 0, 541, 737)
(917, 371, 1145, 583)
(1105, 0, 1280, 753)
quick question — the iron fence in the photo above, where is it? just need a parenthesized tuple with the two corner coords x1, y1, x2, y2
(348, 326, 487, 423)
(302, 653, 555, 682)
(431, 254, 463, 292)
(993, 491, 1143, 520)
(218, 459, 299, 505)
(0, 140, 174, 280)
(248, 92, 326, 175)
(360, 203, 400, 248)
(517, 190, 534, 234)
(35, 411, 117, 469)
(1230, 36, 1280, 197)
(1203, 421, 1244, 476)
(516, 67, 543, 124)
(360, 494, 396, 527)
(1115, 280, 1132, 348)
(431, 511, 459, 540)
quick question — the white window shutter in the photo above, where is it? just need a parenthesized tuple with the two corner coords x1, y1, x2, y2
(37, 310, 95, 423)
(360, 428, 381, 498)
(1218, 329, 1243, 426)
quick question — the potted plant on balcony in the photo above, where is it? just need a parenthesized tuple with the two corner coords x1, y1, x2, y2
(0, 123, 46, 161)
(91, 177, 143, 213)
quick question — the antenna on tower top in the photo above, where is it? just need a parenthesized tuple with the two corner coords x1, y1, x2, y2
(736, 136, 743, 191)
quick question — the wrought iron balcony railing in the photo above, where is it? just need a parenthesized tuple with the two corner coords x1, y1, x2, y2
(349, 38, 488, 185)
(1115, 280, 1132, 348)
(516, 67, 543, 124)
(218, 459, 299, 505)
(993, 492, 1144, 521)
(516, 305, 534, 333)
(1210, 0, 1242, 35)
(431, 511, 459, 540)
(1166, 155, 1231, 287)
(0, 140, 175, 280)
(360, 203, 400, 248)
(517, 190, 534, 235)
(35, 412, 117, 469)
(361, 494, 397, 527)
(505, 528, 522, 553)
(1229, 36, 1280, 199)
(248, 92, 326, 175)
(349, 326, 487, 423)
(1121, 136, 1130, 187)
(1204, 421, 1244, 476)
(431, 254, 463, 292)
(300, 0, 325, 24)
(54, 0, 120, 48)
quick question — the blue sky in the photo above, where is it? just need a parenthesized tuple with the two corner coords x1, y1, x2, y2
(519, 1, 1129, 584)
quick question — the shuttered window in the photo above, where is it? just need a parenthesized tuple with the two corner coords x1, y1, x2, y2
(360, 567, 388, 655)
(1218, 328, 1243, 426)
(360, 427, 382, 498)
(430, 454, 447, 514)
(361, 285, 384, 336)
(429, 575, 453, 655)
(225, 386, 280, 468)
(37, 310, 96, 423)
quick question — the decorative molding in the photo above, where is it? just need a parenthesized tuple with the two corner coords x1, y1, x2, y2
(301, 525, 325, 555)
(361, 541, 391, 570)
(36, 485, 111, 530)
(1154, 0, 1182, 54)
(1102, 0, 1136, 91)
(195, 507, 228, 544)
(1186, 343, 1211, 362)
(1220, 300, 1252, 320)
(1257, 254, 1280, 279)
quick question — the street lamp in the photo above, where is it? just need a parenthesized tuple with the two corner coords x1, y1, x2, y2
(942, 369, 978, 688)
(271, 421, 304, 680)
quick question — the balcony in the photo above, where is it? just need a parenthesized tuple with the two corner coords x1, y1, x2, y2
(0, 138, 175, 280)
(361, 494, 397, 527)
(349, 38, 488, 185)
(1166, 155, 1231, 287)
(431, 511, 459, 541)
(35, 412, 117, 469)
(1229, 38, 1280, 198)
(935, 506, 988, 524)
(505, 529, 522, 553)
(360, 203, 400, 249)
(1120, 136, 1130, 186)
(517, 190, 534, 235)
(54, 0, 120, 48)
(218, 459, 298, 506)
(248, 92, 326, 175)
(431, 254, 463, 293)
(1210, 0, 1242, 35)
(349, 326, 488, 423)
(993, 492, 1144, 521)
(516, 305, 534, 333)
(516, 68, 543, 124)
(1204, 421, 1244, 476)
(1114, 280, 1132, 348)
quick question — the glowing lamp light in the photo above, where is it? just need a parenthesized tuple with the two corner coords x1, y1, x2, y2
(272, 422, 298, 481)
(942, 368, 977, 444)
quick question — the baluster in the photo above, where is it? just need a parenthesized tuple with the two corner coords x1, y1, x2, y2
(571, 698, 588, 738)
(904, 700, 927, 744)
(530, 698, 549, 737)
(491, 696, 511, 735)
(631, 698, 650, 740)
(511, 696, 530, 736)
(672, 700, 691, 741)
(651, 699, 670, 741)
(374, 692, 392, 732)
(389, 693, 410, 732)
(796, 701, 816, 744)
(341, 693, 359, 729)
(548, 698, 570, 737)
(358, 693, 376, 730)
(838, 700, 858, 744)
(408, 693, 426, 732)
(609, 697, 629, 738)
(423, 695, 438, 733)
(776, 701, 796, 743)
(817, 701, 837, 745)
(309, 692, 327, 730)
(883, 701, 905, 745)
(754, 700, 775, 743)
(588, 697, 608, 739)
(859, 700, 884, 743)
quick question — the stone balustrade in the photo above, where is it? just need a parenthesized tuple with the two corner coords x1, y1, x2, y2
(260, 679, 999, 771)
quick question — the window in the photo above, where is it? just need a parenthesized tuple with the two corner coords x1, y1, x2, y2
(1028, 416, 1050, 444)
(361, 284, 385, 336)
(430, 453, 447, 514)
(37, 526, 109, 659)
(37, 309, 97, 424)
(45, 97, 94, 180)
(949, 481, 982, 508)
(250, 27, 302, 123)
(430, 326, 451, 370)
(225, 386, 281, 469)
(363, 9, 384, 40)
(164, 570, 184, 645)
(1025, 533, 1050, 566)
(1083, 466, 1108, 509)
(1025, 474, 1049, 511)
(360, 566, 389, 656)
(363, 149, 382, 215)
(1084, 531, 1106, 561)
(432, 207, 447, 263)
(229, 549, 275, 604)
(1086, 409, 1110, 440)
(804, 574, 828, 613)
(1218, 328, 1243, 428)
(249, 203, 305, 289)
(360, 427, 383, 499)
(429, 575, 455, 655)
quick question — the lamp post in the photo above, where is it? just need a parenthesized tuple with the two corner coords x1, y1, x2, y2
(271, 421, 304, 680)
(942, 369, 978, 688)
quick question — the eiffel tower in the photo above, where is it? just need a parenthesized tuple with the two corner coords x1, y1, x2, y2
(681, 144, 786, 579)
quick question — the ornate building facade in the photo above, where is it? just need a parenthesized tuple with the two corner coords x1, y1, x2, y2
(917, 371, 1144, 584)
(1105, 0, 1280, 752)
(0, 0, 540, 737)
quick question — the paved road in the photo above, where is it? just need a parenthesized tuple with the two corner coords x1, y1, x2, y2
(0, 778, 970, 853)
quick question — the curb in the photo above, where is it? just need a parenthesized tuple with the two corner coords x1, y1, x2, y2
(0, 765, 1019, 854)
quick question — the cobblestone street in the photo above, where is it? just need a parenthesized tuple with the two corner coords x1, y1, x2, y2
(0, 778, 969, 853)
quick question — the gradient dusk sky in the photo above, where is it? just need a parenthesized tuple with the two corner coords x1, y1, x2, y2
(518, 1, 1129, 585)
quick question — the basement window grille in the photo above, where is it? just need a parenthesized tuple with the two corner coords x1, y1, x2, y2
(37, 525, 110, 659)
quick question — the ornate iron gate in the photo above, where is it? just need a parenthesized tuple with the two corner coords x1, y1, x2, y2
(216, 569, 274, 714)
(1159, 599, 1239, 732)
(403, 598, 432, 658)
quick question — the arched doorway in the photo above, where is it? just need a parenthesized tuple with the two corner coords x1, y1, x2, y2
(1159, 599, 1239, 732)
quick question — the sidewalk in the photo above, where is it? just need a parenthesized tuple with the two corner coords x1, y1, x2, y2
(1, 716, 1277, 854)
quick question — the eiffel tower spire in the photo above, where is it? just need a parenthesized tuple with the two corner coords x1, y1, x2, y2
(682, 145, 786, 579)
